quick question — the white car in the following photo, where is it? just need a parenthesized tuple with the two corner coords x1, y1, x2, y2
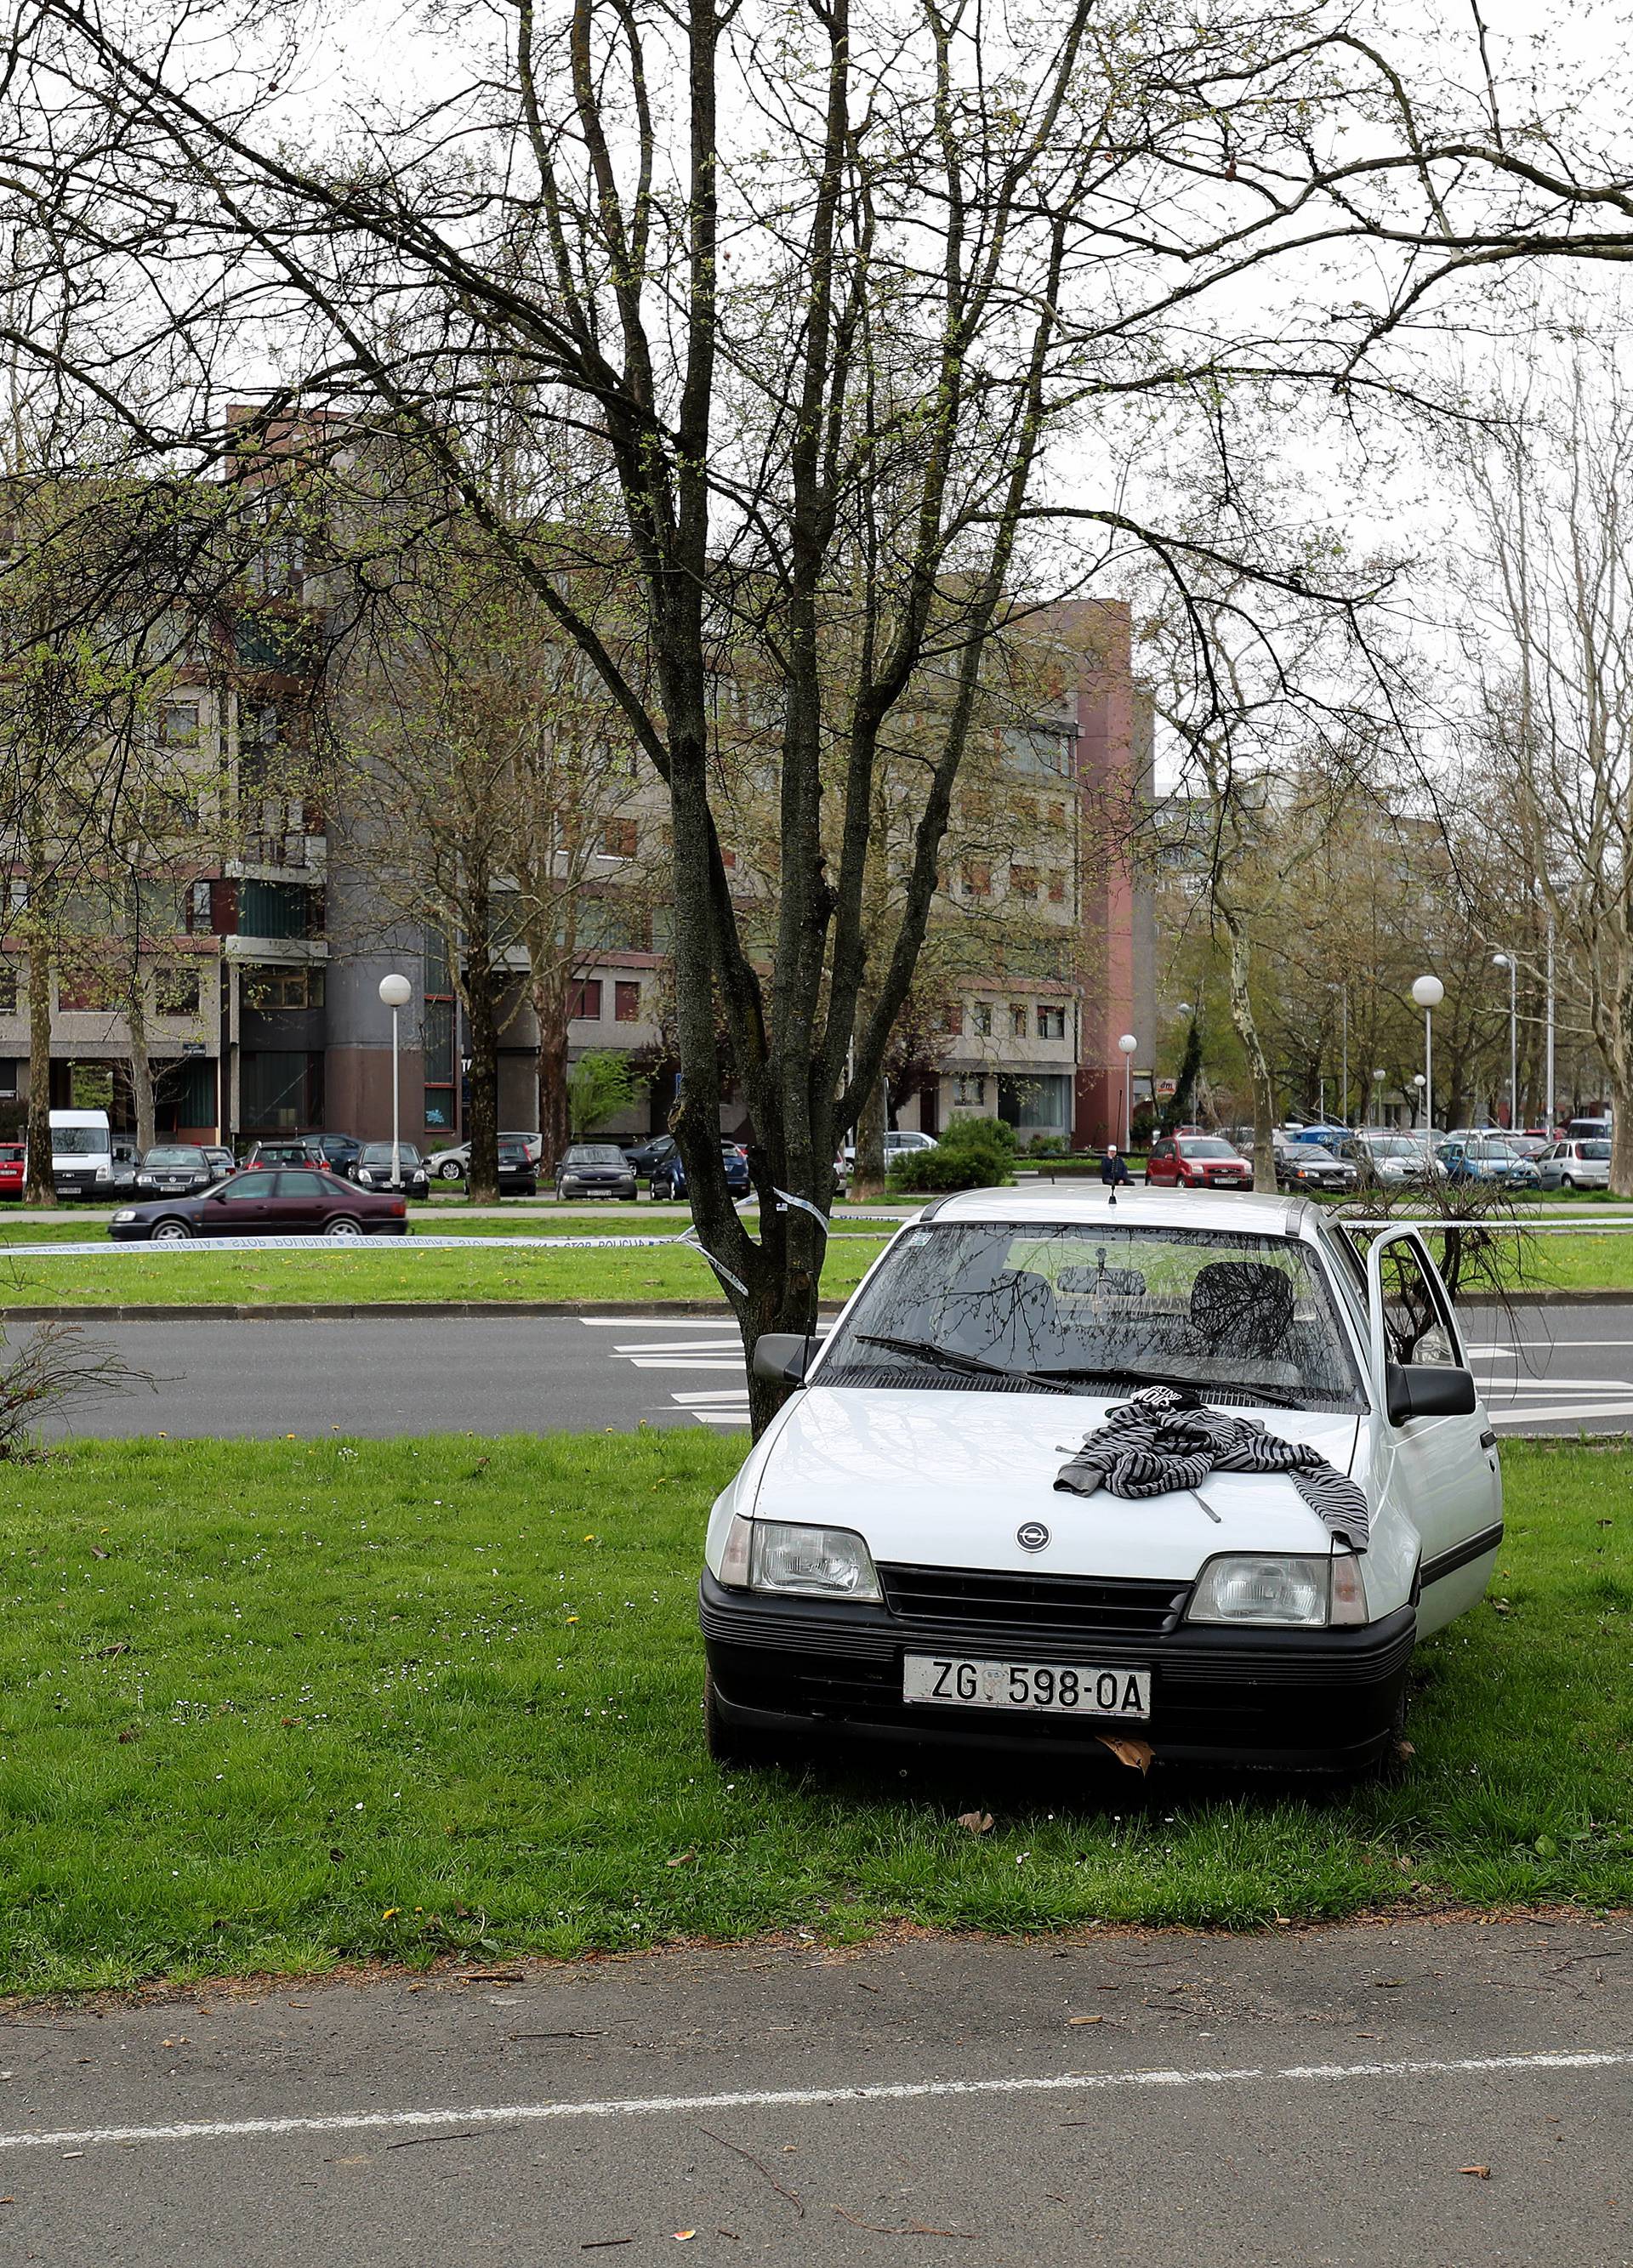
(701, 1189, 1501, 1776)
(427, 1131, 544, 1180)
(839, 1129, 939, 1169)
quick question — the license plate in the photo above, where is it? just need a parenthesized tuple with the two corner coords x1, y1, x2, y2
(903, 1655, 1150, 1719)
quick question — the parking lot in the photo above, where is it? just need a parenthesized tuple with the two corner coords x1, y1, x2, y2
(21, 1299, 1633, 1438)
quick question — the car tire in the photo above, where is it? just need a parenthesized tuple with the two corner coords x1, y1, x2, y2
(438, 1158, 464, 1181)
(1562, 1174, 1576, 1191)
(703, 1669, 782, 1769)
(324, 1217, 364, 1240)
(150, 1218, 193, 1242)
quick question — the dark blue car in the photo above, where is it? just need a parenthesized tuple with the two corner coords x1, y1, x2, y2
(651, 1142, 751, 1200)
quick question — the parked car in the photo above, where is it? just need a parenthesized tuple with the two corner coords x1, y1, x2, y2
(50, 1107, 114, 1200)
(426, 1131, 542, 1181)
(1565, 1117, 1612, 1142)
(1272, 1140, 1357, 1196)
(246, 1135, 332, 1171)
(839, 1130, 939, 1169)
(1144, 1134, 1252, 1191)
(110, 1166, 407, 1241)
(1499, 1134, 1549, 1161)
(555, 1142, 639, 1201)
(352, 1141, 431, 1199)
(1437, 1135, 1541, 1189)
(702, 1189, 1501, 1773)
(0, 1141, 25, 1200)
(1334, 1130, 1432, 1188)
(111, 1139, 141, 1195)
(623, 1132, 677, 1177)
(134, 1145, 217, 1199)
(652, 1142, 753, 1201)
(497, 1138, 539, 1197)
(1539, 1137, 1612, 1191)
(201, 1146, 236, 1180)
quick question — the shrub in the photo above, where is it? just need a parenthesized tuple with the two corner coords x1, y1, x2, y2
(888, 1114, 1016, 1193)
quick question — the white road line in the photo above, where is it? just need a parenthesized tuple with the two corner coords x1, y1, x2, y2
(3, 2048, 1628, 2157)
(1468, 1340, 1633, 1354)
(1489, 1402, 1633, 1426)
(1482, 1378, 1633, 1395)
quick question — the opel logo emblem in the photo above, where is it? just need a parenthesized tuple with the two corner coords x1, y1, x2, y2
(1016, 1521, 1050, 1553)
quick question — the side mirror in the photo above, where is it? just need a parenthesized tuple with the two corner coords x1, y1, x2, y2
(1385, 1362, 1477, 1426)
(751, 1333, 816, 1386)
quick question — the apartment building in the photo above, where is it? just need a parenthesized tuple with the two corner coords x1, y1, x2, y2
(3, 514, 1152, 1153)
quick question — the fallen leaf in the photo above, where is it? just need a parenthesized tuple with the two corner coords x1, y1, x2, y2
(1459, 2165, 1491, 2180)
(664, 1850, 696, 1867)
(955, 1810, 993, 1834)
(90, 1547, 109, 1560)
(1095, 1734, 1153, 1773)
(1067, 2015, 1102, 2026)
(674, 2234, 697, 2243)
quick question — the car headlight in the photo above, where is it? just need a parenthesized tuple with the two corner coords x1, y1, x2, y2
(737, 1519, 881, 1600)
(95, 1164, 111, 1179)
(112, 1208, 136, 1223)
(1187, 1551, 1368, 1628)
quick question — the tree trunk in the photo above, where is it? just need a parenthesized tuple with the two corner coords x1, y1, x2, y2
(1220, 904, 1277, 1192)
(851, 1073, 887, 1202)
(24, 922, 54, 1208)
(128, 968, 156, 1155)
(532, 981, 571, 1180)
(1610, 1052, 1633, 1198)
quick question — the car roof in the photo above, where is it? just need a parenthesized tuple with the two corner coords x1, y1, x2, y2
(916, 1186, 1312, 1239)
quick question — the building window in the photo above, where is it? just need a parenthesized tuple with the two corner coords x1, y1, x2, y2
(1047, 800, 1067, 829)
(569, 978, 603, 1020)
(153, 964, 202, 1015)
(240, 878, 317, 939)
(969, 1002, 993, 1038)
(239, 1049, 321, 1129)
(939, 1002, 962, 1034)
(602, 818, 637, 859)
(1010, 1003, 1027, 1038)
(1047, 872, 1067, 904)
(1009, 866, 1038, 899)
(1036, 1004, 1067, 1041)
(614, 981, 641, 1023)
(953, 1075, 987, 1107)
(0, 963, 16, 1013)
(242, 964, 323, 1011)
(157, 699, 201, 747)
(962, 861, 992, 897)
(1001, 727, 1067, 777)
(1013, 1073, 1071, 1132)
(58, 965, 122, 1013)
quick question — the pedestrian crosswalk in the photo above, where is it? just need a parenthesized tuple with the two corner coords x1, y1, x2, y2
(581, 1318, 751, 1425)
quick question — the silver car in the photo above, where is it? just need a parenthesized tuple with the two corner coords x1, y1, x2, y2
(1539, 1137, 1611, 1191)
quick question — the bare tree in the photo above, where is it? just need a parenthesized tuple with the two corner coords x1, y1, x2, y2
(1456, 353, 1633, 1190)
(9, 1, 1633, 1412)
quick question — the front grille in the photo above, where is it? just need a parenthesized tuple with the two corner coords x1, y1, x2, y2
(879, 1563, 1190, 1640)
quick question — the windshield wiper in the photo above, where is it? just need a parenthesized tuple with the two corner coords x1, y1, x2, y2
(1034, 1361, 1303, 1411)
(853, 1333, 1076, 1395)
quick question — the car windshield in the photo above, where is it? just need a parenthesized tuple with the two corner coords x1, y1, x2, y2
(53, 1128, 106, 1155)
(1364, 1135, 1421, 1157)
(567, 1145, 624, 1165)
(1176, 1139, 1238, 1159)
(821, 1220, 1365, 1410)
(1291, 1145, 1340, 1164)
(360, 1143, 422, 1166)
(145, 1147, 204, 1168)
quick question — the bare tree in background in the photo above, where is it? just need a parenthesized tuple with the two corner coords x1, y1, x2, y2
(1457, 354, 1633, 1191)
(9, 1, 1633, 1414)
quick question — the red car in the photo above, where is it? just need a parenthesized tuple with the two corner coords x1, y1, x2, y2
(109, 1164, 407, 1242)
(1144, 1134, 1253, 1191)
(0, 1142, 24, 1200)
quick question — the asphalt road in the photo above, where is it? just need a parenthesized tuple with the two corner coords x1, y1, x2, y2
(1, 1916, 1629, 2265)
(24, 1300, 1633, 1439)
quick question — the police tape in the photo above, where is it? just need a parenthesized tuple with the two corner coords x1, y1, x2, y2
(0, 1228, 902, 1259)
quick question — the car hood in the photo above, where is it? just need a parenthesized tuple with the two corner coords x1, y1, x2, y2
(748, 1384, 1363, 1581)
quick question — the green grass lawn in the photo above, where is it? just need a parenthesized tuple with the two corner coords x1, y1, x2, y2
(2, 1219, 1632, 1307)
(0, 1431, 1626, 1996)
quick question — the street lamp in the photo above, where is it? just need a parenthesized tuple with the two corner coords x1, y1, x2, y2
(1371, 1068, 1388, 1132)
(1117, 1032, 1138, 1148)
(1492, 952, 1518, 1130)
(1412, 1071, 1426, 1130)
(378, 972, 413, 1190)
(1326, 982, 1349, 1128)
(1410, 975, 1443, 1137)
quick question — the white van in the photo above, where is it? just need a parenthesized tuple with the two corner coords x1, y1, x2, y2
(50, 1108, 115, 1200)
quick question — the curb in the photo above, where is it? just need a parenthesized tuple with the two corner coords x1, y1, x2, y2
(0, 1299, 852, 1322)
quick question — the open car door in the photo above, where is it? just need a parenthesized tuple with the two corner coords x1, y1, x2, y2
(1364, 1225, 1503, 1634)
